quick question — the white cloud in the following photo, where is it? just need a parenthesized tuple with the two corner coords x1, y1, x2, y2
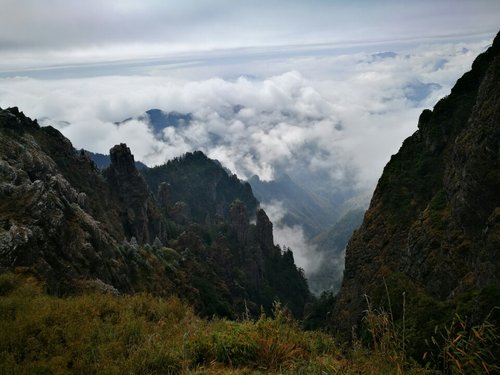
(275, 224, 323, 274)
(261, 200, 323, 274)
(0, 38, 489, 192)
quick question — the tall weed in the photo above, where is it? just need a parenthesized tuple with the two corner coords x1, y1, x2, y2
(425, 310, 499, 374)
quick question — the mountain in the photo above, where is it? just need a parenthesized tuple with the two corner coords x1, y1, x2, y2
(249, 173, 367, 295)
(0, 109, 130, 294)
(333, 32, 500, 357)
(142, 152, 258, 225)
(117, 108, 192, 139)
(0, 107, 310, 318)
(143, 108, 192, 133)
(111, 106, 368, 296)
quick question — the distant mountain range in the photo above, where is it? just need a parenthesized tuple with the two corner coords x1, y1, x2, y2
(308, 208, 365, 295)
(117, 109, 193, 139)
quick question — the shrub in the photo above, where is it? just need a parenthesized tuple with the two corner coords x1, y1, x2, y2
(189, 321, 259, 367)
(188, 303, 338, 372)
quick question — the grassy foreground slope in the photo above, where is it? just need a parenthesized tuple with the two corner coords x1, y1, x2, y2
(0, 273, 445, 375)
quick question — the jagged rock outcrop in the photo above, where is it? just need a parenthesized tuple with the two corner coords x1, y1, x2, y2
(229, 200, 249, 244)
(157, 182, 172, 208)
(256, 208, 274, 254)
(0, 108, 130, 294)
(85, 150, 147, 170)
(105, 143, 161, 244)
(139, 154, 310, 317)
(333, 32, 500, 342)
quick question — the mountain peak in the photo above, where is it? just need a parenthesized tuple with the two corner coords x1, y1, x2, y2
(110, 143, 136, 173)
(0, 106, 39, 133)
(106, 143, 159, 244)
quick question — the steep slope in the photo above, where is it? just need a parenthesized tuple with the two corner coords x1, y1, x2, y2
(0, 108, 130, 294)
(142, 152, 258, 224)
(0, 108, 309, 318)
(334, 32, 500, 347)
(104, 144, 161, 244)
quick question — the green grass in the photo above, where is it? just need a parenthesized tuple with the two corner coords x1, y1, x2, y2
(2, 273, 495, 374)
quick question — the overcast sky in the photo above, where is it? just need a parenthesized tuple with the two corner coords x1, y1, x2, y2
(1, 1, 498, 272)
(1, 0, 499, 72)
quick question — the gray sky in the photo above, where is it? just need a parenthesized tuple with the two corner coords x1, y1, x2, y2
(1, 0, 499, 72)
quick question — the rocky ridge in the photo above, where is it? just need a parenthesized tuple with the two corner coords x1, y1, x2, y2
(333, 32, 500, 351)
(0, 108, 310, 317)
(0, 108, 130, 294)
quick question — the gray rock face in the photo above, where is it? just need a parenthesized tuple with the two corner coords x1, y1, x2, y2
(229, 200, 249, 245)
(0, 107, 130, 294)
(106, 143, 160, 244)
(256, 209, 274, 254)
(157, 182, 172, 208)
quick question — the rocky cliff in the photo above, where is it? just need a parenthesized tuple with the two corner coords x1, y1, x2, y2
(0, 108, 131, 294)
(334, 32, 500, 349)
(0, 108, 310, 317)
(105, 144, 161, 244)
